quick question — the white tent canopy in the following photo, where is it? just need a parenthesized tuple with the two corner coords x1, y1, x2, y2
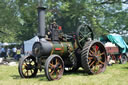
(2, 42, 9, 46)
(24, 36, 39, 54)
(0, 42, 19, 46)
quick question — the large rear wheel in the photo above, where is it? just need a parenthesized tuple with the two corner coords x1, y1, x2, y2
(81, 41, 107, 74)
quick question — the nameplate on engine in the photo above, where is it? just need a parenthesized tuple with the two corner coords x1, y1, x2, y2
(55, 48, 62, 51)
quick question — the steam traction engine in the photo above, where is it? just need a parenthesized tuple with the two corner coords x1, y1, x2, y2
(18, 7, 107, 81)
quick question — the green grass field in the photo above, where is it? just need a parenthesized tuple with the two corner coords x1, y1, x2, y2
(0, 63, 128, 85)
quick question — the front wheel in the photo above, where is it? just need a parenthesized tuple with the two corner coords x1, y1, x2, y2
(18, 55, 38, 78)
(44, 55, 64, 81)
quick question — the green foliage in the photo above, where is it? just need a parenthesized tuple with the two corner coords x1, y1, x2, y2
(0, 0, 127, 42)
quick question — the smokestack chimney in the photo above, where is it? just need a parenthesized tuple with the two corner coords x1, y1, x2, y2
(37, 7, 46, 38)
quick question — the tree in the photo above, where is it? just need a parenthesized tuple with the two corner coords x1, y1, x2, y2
(0, 0, 128, 42)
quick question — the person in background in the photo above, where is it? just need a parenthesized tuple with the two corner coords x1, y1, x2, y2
(12, 46, 17, 58)
(1, 46, 6, 59)
(7, 48, 11, 57)
(15, 48, 21, 60)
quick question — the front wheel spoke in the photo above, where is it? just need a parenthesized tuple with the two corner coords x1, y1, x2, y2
(56, 58, 58, 65)
(49, 66, 54, 70)
(58, 65, 62, 69)
(50, 69, 55, 75)
(56, 70, 59, 77)
(29, 60, 31, 64)
(50, 63, 54, 67)
(24, 59, 28, 63)
(22, 66, 25, 71)
(28, 70, 31, 75)
(29, 60, 33, 64)
(25, 70, 29, 76)
(31, 61, 35, 65)
(51, 61, 54, 65)
(25, 59, 29, 64)
(30, 69, 33, 74)
(23, 63, 27, 66)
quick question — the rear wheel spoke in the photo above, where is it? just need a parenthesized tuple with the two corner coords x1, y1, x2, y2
(99, 60, 104, 65)
(88, 57, 93, 60)
(96, 46, 99, 51)
(90, 50, 94, 55)
(89, 60, 95, 67)
(88, 60, 91, 64)
(97, 52, 105, 56)
(92, 45, 96, 54)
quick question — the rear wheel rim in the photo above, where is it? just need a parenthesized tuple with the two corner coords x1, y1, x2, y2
(88, 43, 106, 74)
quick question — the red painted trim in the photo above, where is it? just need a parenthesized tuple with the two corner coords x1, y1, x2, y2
(55, 48, 62, 51)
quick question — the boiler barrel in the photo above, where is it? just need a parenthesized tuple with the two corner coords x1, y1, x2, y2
(32, 40, 73, 57)
(32, 40, 52, 57)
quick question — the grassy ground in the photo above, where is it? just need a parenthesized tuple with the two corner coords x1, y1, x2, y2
(0, 63, 128, 85)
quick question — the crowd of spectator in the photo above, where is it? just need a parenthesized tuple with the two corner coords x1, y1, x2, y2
(0, 46, 22, 60)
